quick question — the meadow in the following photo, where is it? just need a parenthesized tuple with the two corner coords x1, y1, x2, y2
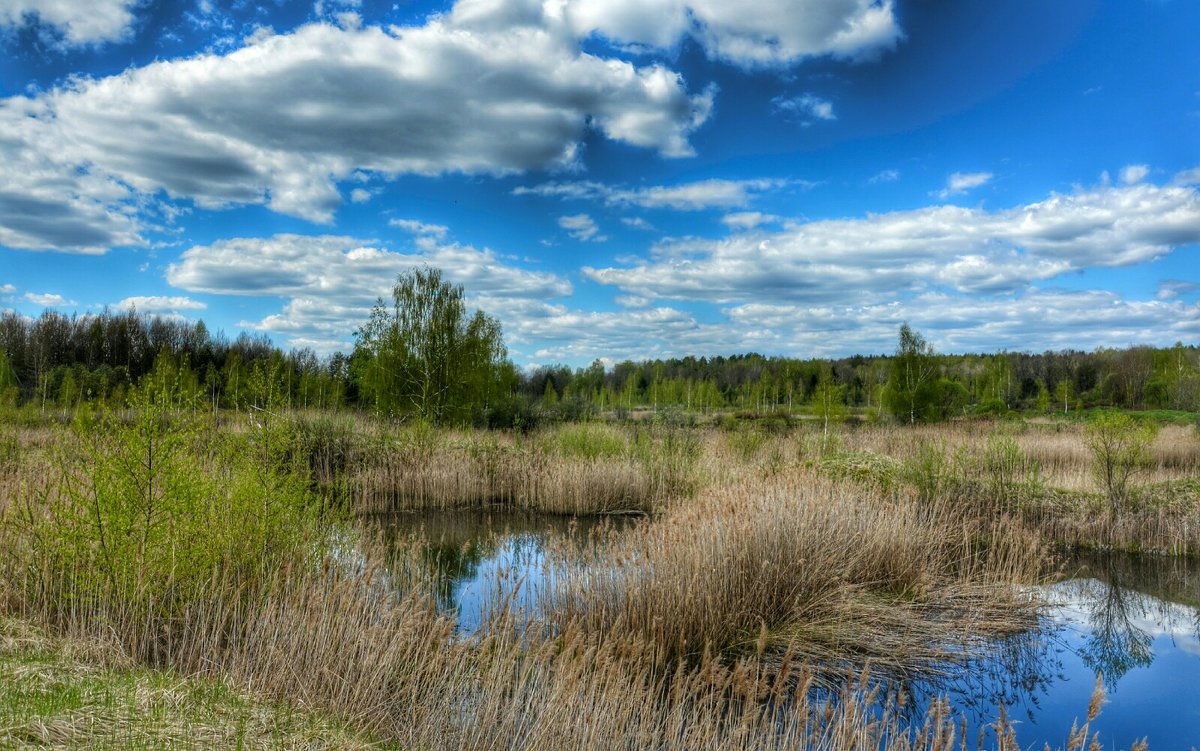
(0, 401, 1195, 749)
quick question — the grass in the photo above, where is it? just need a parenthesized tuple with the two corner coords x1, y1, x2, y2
(549, 466, 1044, 671)
(0, 617, 392, 750)
(0, 407, 1188, 749)
(353, 422, 700, 515)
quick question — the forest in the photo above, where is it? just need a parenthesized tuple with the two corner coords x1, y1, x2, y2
(1, 301, 1196, 425)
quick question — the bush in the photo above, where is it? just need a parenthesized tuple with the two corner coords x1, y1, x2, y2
(1084, 411, 1159, 518)
(14, 390, 322, 633)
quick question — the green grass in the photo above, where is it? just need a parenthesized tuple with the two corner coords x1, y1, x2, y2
(0, 617, 394, 750)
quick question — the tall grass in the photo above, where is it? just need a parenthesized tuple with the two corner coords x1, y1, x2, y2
(0, 409, 1169, 750)
(354, 423, 700, 515)
(550, 467, 1044, 671)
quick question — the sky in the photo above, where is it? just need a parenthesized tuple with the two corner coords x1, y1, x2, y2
(1, 0, 1198, 368)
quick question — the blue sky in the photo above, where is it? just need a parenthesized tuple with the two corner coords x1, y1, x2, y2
(1, 0, 1197, 367)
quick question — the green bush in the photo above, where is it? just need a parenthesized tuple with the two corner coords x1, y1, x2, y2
(16, 389, 322, 625)
(1084, 410, 1159, 518)
(548, 423, 628, 460)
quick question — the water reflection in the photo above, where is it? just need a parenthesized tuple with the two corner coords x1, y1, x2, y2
(366, 510, 1200, 749)
(365, 509, 630, 632)
(938, 552, 1200, 749)
(1057, 553, 1200, 681)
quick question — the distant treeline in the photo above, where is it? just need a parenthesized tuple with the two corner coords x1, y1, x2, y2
(1, 308, 1197, 420)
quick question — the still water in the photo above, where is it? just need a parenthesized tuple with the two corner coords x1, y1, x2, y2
(373, 511, 1200, 750)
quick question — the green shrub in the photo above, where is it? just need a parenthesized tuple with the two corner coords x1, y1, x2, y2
(1085, 411, 1159, 518)
(979, 432, 1042, 509)
(548, 423, 628, 460)
(16, 389, 322, 626)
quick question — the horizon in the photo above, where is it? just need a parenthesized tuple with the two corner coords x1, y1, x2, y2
(2, 0, 1198, 368)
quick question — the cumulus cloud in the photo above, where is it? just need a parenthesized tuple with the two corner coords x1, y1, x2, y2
(722, 211, 781, 230)
(389, 219, 449, 238)
(771, 93, 836, 122)
(558, 213, 605, 242)
(0, 10, 712, 251)
(516, 177, 793, 210)
(585, 179, 1200, 304)
(114, 296, 208, 315)
(937, 171, 993, 199)
(620, 217, 655, 231)
(722, 290, 1200, 357)
(23, 291, 74, 307)
(0, 0, 138, 45)
(563, 0, 903, 67)
(0, 283, 15, 295)
(869, 169, 900, 184)
(1121, 164, 1149, 185)
(166, 233, 572, 353)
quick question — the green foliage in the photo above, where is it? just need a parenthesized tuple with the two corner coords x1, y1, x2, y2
(884, 324, 939, 424)
(979, 432, 1042, 508)
(631, 423, 702, 499)
(546, 423, 628, 460)
(354, 267, 510, 426)
(17, 383, 321, 623)
(0, 424, 17, 477)
(1084, 410, 1160, 517)
(902, 440, 957, 505)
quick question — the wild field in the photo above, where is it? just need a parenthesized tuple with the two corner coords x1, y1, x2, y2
(0, 404, 1190, 749)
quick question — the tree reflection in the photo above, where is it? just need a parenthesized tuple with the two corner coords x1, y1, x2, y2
(1066, 552, 1200, 686)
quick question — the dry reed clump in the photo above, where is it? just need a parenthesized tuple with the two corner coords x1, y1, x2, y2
(550, 467, 1045, 672)
(353, 424, 700, 516)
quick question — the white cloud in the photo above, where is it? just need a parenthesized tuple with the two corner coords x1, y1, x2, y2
(869, 168, 900, 184)
(558, 213, 605, 242)
(1173, 166, 1200, 186)
(563, 0, 903, 67)
(350, 188, 372, 203)
(620, 216, 655, 231)
(0, 0, 138, 46)
(516, 177, 794, 211)
(937, 171, 993, 199)
(23, 291, 74, 307)
(1156, 280, 1199, 301)
(1120, 164, 1149, 185)
(772, 93, 836, 122)
(389, 218, 449, 238)
(585, 179, 1200, 304)
(0, 283, 14, 295)
(722, 290, 1200, 357)
(166, 233, 572, 353)
(721, 211, 780, 230)
(114, 296, 208, 315)
(0, 12, 712, 250)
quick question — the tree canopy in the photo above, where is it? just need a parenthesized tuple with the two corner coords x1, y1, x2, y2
(352, 267, 510, 425)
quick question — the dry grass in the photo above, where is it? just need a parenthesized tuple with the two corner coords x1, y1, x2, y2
(0, 616, 390, 750)
(841, 422, 1199, 493)
(0, 412, 1175, 750)
(550, 467, 1044, 671)
(353, 423, 699, 515)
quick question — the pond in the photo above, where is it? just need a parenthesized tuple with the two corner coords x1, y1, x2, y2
(371, 511, 1200, 750)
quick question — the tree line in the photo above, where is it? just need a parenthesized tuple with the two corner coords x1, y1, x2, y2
(2, 269, 1198, 423)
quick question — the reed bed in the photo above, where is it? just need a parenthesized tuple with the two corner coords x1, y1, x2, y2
(1, 529, 1116, 751)
(550, 468, 1045, 671)
(353, 424, 699, 515)
(840, 422, 1199, 493)
(0, 411, 1171, 749)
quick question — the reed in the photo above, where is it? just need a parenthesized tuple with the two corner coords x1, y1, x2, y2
(550, 467, 1044, 671)
(353, 423, 700, 515)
